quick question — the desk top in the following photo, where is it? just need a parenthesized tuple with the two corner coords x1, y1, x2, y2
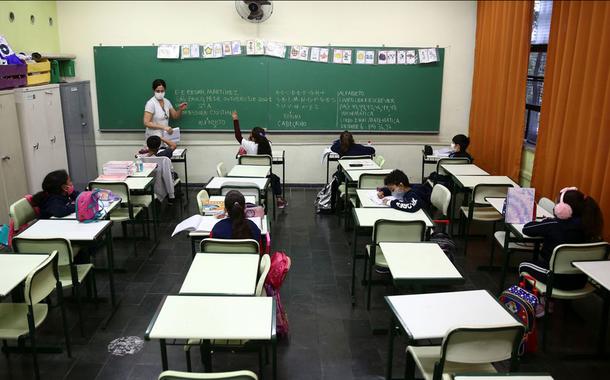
(206, 176, 269, 190)
(356, 189, 389, 208)
(180, 253, 259, 295)
(17, 219, 112, 241)
(339, 159, 379, 171)
(146, 295, 274, 340)
(172, 148, 187, 159)
(54, 200, 120, 220)
(346, 169, 391, 182)
(354, 208, 433, 228)
(441, 164, 489, 176)
(93, 176, 154, 191)
(130, 163, 157, 178)
(386, 289, 521, 340)
(573, 261, 610, 291)
(188, 215, 269, 237)
(209, 195, 257, 204)
(454, 175, 519, 189)
(0, 254, 49, 297)
(379, 242, 462, 281)
(228, 165, 270, 178)
(487, 197, 553, 238)
(272, 150, 284, 161)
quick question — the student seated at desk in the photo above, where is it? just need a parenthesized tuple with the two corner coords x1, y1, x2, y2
(449, 134, 472, 161)
(519, 187, 604, 291)
(232, 111, 287, 208)
(32, 169, 80, 219)
(210, 190, 262, 243)
(377, 169, 431, 213)
(330, 130, 376, 157)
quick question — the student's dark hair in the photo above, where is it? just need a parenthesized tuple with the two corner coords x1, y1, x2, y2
(224, 190, 252, 239)
(252, 127, 272, 156)
(146, 136, 162, 151)
(384, 169, 410, 187)
(452, 134, 470, 151)
(32, 169, 69, 206)
(152, 79, 166, 91)
(339, 131, 355, 155)
(563, 190, 604, 241)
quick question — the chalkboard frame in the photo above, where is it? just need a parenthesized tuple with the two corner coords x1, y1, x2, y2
(94, 45, 444, 134)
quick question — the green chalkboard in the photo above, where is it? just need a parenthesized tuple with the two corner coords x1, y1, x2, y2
(94, 46, 444, 133)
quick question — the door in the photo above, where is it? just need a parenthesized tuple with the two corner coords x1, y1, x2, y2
(0, 90, 28, 224)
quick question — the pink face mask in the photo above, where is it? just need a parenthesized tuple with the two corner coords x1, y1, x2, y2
(65, 184, 75, 195)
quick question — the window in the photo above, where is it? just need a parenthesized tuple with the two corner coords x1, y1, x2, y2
(525, 0, 552, 145)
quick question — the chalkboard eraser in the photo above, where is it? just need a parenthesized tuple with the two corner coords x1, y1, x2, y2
(349, 163, 364, 167)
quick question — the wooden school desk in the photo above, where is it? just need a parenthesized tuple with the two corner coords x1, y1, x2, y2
(486, 197, 553, 292)
(145, 295, 277, 379)
(180, 253, 260, 296)
(0, 253, 49, 297)
(228, 165, 271, 178)
(385, 289, 522, 380)
(350, 208, 434, 299)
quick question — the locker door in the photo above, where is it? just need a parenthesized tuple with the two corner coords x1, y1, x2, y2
(60, 83, 88, 189)
(78, 82, 98, 183)
(43, 86, 68, 171)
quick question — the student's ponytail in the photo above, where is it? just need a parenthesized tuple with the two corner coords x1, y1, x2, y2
(252, 127, 271, 156)
(339, 131, 355, 155)
(224, 190, 253, 239)
(581, 196, 604, 241)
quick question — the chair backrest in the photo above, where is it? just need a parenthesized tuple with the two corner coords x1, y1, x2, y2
(358, 173, 387, 189)
(216, 162, 227, 177)
(256, 254, 271, 296)
(9, 198, 36, 230)
(13, 237, 74, 267)
(471, 184, 513, 205)
(25, 250, 59, 306)
(436, 157, 471, 175)
(550, 242, 610, 275)
(196, 190, 210, 214)
(373, 219, 426, 244)
(238, 155, 272, 167)
(373, 155, 385, 168)
(538, 197, 555, 214)
(439, 325, 524, 367)
(201, 238, 260, 254)
(340, 155, 373, 160)
(89, 181, 134, 216)
(158, 369, 258, 380)
(430, 184, 451, 216)
(220, 185, 260, 204)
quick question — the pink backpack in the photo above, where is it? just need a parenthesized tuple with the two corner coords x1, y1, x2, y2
(76, 189, 119, 222)
(264, 251, 291, 338)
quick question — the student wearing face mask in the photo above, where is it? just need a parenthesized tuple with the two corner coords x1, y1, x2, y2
(32, 170, 81, 219)
(448, 134, 473, 161)
(143, 78, 188, 145)
(376, 169, 432, 212)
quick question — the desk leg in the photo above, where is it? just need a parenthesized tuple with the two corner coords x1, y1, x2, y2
(272, 338, 277, 380)
(106, 229, 117, 308)
(386, 317, 395, 380)
(326, 157, 330, 184)
(282, 157, 286, 200)
(150, 184, 159, 254)
(191, 237, 197, 258)
(421, 157, 425, 184)
(499, 224, 511, 294)
(351, 224, 358, 302)
(599, 292, 609, 355)
(160, 339, 168, 370)
(184, 156, 189, 203)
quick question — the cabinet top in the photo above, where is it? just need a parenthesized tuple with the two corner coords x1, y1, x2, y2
(14, 83, 60, 93)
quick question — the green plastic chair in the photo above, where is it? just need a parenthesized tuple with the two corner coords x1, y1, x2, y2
(406, 325, 524, 380)
(216, 162, 227, 177)
(364, 219, 426, 309)
(238, 154, 272, 167)
(9, 197, 36, 231)
(436, 157, 471, 175)
(0, 251, 71, 380)
(200, 238, 260, 254)
(13, 237, 97, 336)
(159, 370, 257, 380)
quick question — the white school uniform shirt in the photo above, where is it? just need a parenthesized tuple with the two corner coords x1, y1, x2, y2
(240, 139, 272, 155)
(144, 96, 174, 139)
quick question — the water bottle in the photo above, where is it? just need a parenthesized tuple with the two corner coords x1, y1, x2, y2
(136, 157, 143, 172)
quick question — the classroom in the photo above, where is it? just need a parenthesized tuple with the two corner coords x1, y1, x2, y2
(0, 1, 608, 379)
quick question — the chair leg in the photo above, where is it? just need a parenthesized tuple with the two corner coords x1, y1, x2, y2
(2, 339, 8, 358)
(367, 257, 374, 310)
(185, 347, 192, 372)
(542, 293, 551, 352)
(75, 282, 85, 336)
(27, 314, 40, 380)
(361, 249, 369, 286)
(489, 235, 496, 267)
(258, 346, 264, 377)
(131, 221, 137, 257)
(91, 271, 99, 308)
(58, 286, 72, 358)
(121, 221, 127, 238)
(405, 349, 416, 380)
(463, 218, 471, 256)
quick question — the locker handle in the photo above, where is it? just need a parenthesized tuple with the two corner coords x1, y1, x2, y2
(1, 156, 10, 161)
(44, 91, 53, 95)
(50, 136, 57, 143)
(33, 143, 39, 150)
(81, 122, 87, 127)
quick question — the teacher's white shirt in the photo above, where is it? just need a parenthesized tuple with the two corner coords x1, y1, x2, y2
(144, 96, 174, 138)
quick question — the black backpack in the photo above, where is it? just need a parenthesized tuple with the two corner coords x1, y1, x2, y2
(429, 232, 456, 262)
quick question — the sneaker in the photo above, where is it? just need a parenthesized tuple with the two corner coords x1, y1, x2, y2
(375, 266, 390, 274)
(277, 199, 287, 209)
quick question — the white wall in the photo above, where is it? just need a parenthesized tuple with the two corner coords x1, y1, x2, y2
(56, 0, 476, 184)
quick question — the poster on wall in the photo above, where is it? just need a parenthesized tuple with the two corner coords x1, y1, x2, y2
(157, 44, 180, 59)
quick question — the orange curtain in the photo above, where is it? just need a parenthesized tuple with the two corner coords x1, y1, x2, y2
(468, 1, 533, 180)
(531, 1, 610, 240)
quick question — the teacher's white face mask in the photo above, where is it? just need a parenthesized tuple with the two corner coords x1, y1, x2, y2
(154, 91, 165, 100)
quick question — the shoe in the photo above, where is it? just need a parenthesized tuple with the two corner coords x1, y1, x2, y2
(167, 198, 175, 206)
(375, 266, 390, 274)
(277, 199, 287, 209)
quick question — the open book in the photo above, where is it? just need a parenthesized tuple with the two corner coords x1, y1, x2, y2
(172, 214, 262, 237)
(366, 190, 396, 206)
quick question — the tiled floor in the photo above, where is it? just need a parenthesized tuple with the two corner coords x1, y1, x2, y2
(1, 187, 609, 379)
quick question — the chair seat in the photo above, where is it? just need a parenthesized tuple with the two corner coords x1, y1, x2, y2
(460, 206, 503, 221)
(366, 244, 387, 267)
(407, 345, 497, 380)
(58, 264, 94, 288)
(109, 206, 143, 222)
(0, 303, 48, 339)
(130, 195, 153, 207)
(521, 275, 597, 299)
(493, 231, 535, 250)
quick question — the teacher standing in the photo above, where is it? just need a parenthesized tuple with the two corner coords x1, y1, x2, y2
(143, 78, 187, 144)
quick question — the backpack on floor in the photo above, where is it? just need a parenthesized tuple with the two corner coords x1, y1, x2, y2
(265, 251, 291, 338)
(499, 274, 539, 354)
(314, 177, 337, 214)
(429, 232, 456, 262)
